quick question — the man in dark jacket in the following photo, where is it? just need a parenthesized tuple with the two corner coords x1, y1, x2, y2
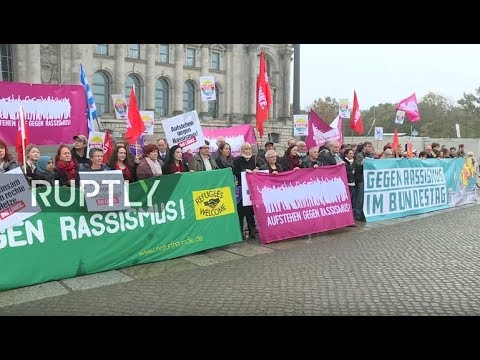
(353, 141, 374, 221)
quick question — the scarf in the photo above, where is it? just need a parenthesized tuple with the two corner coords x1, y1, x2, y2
(37, 156, 54, 177)
(145, 157, 162, 176)
(56, 160, 77, 180)
(217, 155, 234, 169)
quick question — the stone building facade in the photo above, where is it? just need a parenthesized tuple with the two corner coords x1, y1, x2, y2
(5, 44, 295, 148)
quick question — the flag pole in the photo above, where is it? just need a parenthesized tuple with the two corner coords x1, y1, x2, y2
(19, 105, 26, 173)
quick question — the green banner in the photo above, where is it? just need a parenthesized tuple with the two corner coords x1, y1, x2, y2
(0, 169, 242, 291)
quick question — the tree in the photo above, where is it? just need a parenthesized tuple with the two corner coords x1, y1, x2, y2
(308, 97, 338, 123)
(458, 87, 480, 117)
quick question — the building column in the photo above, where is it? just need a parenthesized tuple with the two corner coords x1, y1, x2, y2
(114, 44, 125, 95)
(14, 44, 27, 82)
(199, 45, 210, 118)
(71, 44, 83, 86)
(247, 45, 259, 120)
(282, 48, 293, 119)
(229, 44, 243, 124)
(173, 44, 184, 115)
(146, 44, 156, 111)
(27, 44, 41, 83)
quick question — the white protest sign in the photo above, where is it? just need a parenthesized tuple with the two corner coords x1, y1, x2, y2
(339, 98, 350, 119)
(199, 76, 216, 102)
(78, 170, 130, 212)
(140, 111, 154, 135)
(293, 115, 308, 136)
(374, 127, 384, 140)
(0, 167, 42, 232)
(241, 170, 269, 206)
(161, 110, 205, 152)
(88, 131, 106, 151)
(111, 94, 128, 120)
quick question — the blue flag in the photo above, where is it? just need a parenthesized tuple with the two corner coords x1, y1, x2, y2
(80, 64, 97, 134)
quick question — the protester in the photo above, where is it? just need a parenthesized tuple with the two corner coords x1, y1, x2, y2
(259, 149, 282, 173)
(136, 144, 163, 180)
(71, 135, 90, 165)
(78, 148, 110, 172)
(215, 142, 234, 170)
(109, 144, 136, 182)
(156, 138, 169, 163)
(189, 140, 218, 172)
(233, 142, 258, 239)
(280, 144, 302, 170)
(0, 138, 19, 173)
(55, 144, 78, 186)
(24, 144, 41, 184)
(162, 145, 190, 174)
(36, 155, 63, 186)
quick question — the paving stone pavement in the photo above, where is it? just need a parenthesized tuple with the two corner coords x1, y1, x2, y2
(1, 203, 480, 316)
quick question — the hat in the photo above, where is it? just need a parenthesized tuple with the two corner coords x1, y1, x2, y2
(265, 140, 274, 147)
(467, 151, 474, 156)
(73, 135, 88, 144)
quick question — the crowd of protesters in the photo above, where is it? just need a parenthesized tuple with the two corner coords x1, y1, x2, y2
(0, 133, 477, 239)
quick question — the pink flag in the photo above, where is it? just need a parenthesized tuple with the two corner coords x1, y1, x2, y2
(305, 110, 343, 149)
(396, 93, 421, 122)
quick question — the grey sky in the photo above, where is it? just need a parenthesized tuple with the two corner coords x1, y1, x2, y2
(293, 44, 480, 111)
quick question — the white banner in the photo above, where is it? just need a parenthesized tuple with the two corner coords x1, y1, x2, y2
(111, 94, 128, 120)
(199, 76, 216, 102)
(161, 110, 205, 152)
(0, 167, 41, 232)
(78, 171, 129, 212)
(293, 114, 309, 136)
(374, 127, 383, 140)
(241, 170, 269, 206)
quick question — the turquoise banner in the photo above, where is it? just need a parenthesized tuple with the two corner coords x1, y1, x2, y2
(363, 158, 477, 222)
(0, 169, 242, 291)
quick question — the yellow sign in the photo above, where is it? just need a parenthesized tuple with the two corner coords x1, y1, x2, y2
(192, 187, 235, 220)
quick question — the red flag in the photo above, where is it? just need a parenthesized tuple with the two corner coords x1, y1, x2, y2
(125, 86, 146, 144)
(103, 131, 114, 163)
(406, 139, 413, 158)
(392, 128, 399, 154)
(350, 90, 364, 135)
(15, 106, 29, 164)
(256, 52, 272, 138)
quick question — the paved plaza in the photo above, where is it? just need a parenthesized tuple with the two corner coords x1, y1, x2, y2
(1, 202, 479, 315)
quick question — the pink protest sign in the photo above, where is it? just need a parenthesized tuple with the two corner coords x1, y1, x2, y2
(247, 165, 354, 244)
(203, 124, 256, 157)
(0, 81, 87, 145)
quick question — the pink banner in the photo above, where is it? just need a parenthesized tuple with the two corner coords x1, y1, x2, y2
(305, 111, 343, 149)
(203, 124, 256, 157)
(247, 165, 354, 244)
(0, 81, 87, 145)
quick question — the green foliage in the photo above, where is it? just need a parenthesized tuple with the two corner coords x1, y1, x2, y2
(307, 91, 480, 138)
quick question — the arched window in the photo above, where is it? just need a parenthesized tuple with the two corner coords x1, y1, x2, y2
(208, 84, 219, 118)
(0, 44, 13, 82)
(183, 81, 195, 112)
(92, 71, 110, 115)
(125, 74, 142, 109)
(155, 78, 169, 117)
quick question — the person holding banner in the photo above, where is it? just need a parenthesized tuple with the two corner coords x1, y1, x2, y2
(233, 142, 258, 239)
(108, 144, 136, 182)
(162, 145, 190, 174)
(78, 148, 110, 173)
(215, 142, 235, 170)
(36, 156, 62, 186)
(0, 139, 19, 174)
(259, 150, 283, 174)
(54, 145, 78, 186)
(136, 144, 163, 180)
